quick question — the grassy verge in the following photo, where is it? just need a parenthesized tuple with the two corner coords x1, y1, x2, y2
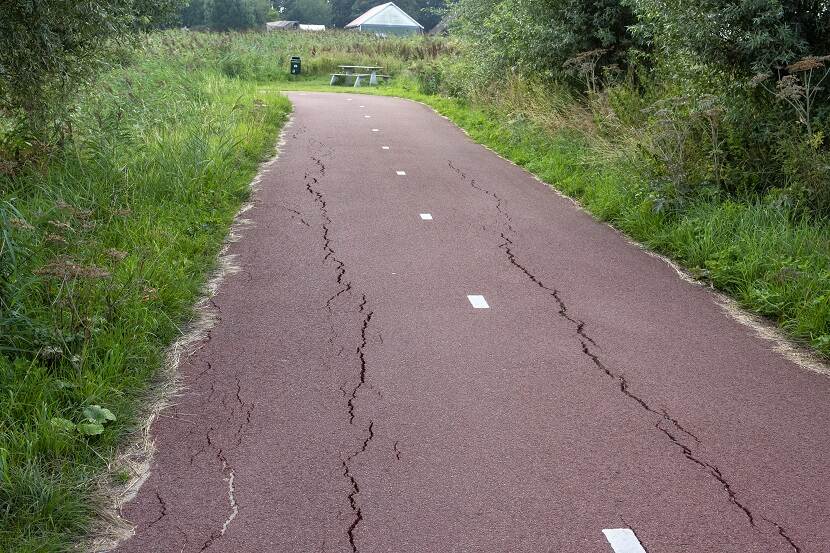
(276, 77, 830, 358)
(0, 43, 291, 551)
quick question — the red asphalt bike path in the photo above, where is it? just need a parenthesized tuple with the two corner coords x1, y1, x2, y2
(113, 92, 830, 553)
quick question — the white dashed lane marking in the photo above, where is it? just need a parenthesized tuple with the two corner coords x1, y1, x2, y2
(467, 295, 489, 309)
(382, 146, 390, 150)
(372, 129, 380, 132)
(602, 529, 647, 553)
(420, 213, 433, 220)
(364, 115, 372, 118)
(396, 171, 406, 176)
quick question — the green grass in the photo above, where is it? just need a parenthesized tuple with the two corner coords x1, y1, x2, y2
(0, 39, 291, 552)
(273, 77, 830, 358)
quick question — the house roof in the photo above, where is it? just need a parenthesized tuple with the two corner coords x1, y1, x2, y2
(345, 2, 424, 29)
(267, 20, 299, 29)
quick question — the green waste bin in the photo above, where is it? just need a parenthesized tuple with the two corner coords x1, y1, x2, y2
(290, 56, 301, 75)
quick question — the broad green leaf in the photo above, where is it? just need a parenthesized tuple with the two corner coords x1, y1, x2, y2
(77, 421, 106, 436)
(50, 418, 76, 432)
(83, 405, 116, 423)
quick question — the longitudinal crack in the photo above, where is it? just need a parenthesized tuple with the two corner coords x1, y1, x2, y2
(342, 422, 374, 553)
(347, 296, 373, 424)
(449, 159, 801, 553)
(198, 430, 240, 551)
(302, 147, 377, 553)
(304, 174, 350, 311)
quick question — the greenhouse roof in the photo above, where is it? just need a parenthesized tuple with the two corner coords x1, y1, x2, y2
(345, 2, 424, 29)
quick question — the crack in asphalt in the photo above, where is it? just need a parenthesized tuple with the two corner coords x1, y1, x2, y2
(195, 425, 243, 552)
(449, 160, 802, 553)
(175, 524, 189, 553)
(303, 149, 377, 553)
(347, 296, 374, 425)
(303, 160, 352, 315)
(766, 518, 803, 553)
(342, 422, 374, 553)
(281, 205, 311, 227)
(147, 489, 167, 528)
(183, 356, 254, 550)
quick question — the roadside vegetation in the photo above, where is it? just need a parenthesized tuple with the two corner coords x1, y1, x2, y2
(411, 0, 830, 357)
(0, 25, 449, 552)
(1, 1, 828, 550)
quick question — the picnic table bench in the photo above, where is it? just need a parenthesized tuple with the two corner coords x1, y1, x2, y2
(330, 65, 389, 87)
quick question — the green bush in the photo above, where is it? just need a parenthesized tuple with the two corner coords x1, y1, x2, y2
(447, 0, 830, 218)
(450, 0, 641, 81)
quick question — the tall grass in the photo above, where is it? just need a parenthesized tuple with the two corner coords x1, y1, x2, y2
(145, 29, 453, 82)
(0, 38, 291, 552)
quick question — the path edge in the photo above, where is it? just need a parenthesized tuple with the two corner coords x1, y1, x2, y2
(85, 115, 296, 552)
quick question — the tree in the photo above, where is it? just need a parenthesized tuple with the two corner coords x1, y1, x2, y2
(203, 0, 270, 29)
(330, 0, 355, 26)
(450, 0, 638, 79)
(626, 0, 830, 72)
(282, 0, 334, 24)
(416, 0, 445, 30)
(0, 0, 183, 142)
(180, 0, 207, 25)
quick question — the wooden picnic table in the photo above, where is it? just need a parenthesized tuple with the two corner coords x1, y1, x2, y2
(339, 65, 383, 72)
(330, 65, 387, 87)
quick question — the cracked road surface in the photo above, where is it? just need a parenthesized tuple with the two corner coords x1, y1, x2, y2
(114, 93, 830, 553)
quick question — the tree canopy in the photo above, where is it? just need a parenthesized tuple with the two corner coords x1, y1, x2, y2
(281, 0, 334, 24)
(179, 0, 271, 29)
(0, 0, 183, 138)
(449, 0, 639, 78)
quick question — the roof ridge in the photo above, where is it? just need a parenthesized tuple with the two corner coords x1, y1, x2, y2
(345, 2, 424, 29)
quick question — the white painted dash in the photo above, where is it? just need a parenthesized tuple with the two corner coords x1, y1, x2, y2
(382, 146, 390, 150)
(467, 295, 489, 309)
(347, 98, 353, 101)
(396, 171, 406, 176)
(372, 129, 380, 132)
(420, 213, 433, 220)
(364, 115, 371, 118)
(602, 529, 647, 553)
(359, 105, 365, 108)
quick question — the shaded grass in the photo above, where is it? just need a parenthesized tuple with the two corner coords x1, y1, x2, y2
(276, 77, 830, 357)
(0, 44, 291, 552)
